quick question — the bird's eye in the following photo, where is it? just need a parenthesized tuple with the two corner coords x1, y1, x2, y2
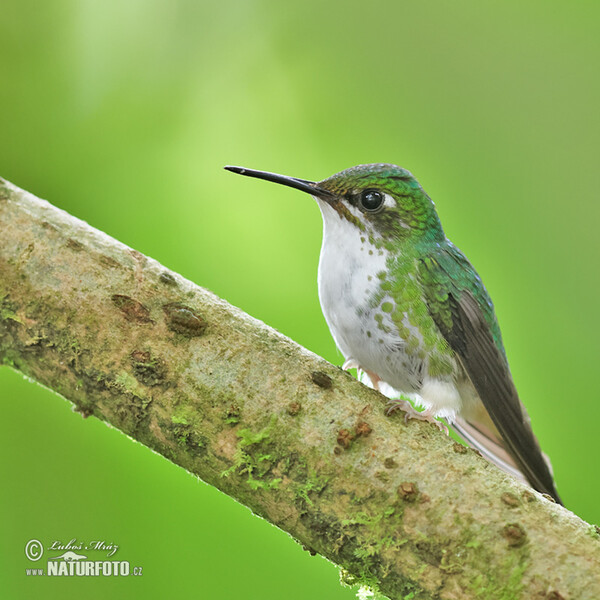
(359, 189, 384, 212)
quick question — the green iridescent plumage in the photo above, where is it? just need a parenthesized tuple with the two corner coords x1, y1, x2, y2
(225, 162, 562, 505)
(320, 164, 444, 243)
(321, 165, 507, 377)
(418, 241, 507, 359)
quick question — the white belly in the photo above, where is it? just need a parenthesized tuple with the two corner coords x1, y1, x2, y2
(315, 200, 465, 420)
(316, 202, 421, 392)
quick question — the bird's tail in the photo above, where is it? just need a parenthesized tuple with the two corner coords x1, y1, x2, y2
(451, 412, 561, 504)
(452, 416, 529, 485)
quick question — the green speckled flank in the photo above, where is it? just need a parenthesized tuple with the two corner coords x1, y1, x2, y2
(368, 247, 458, 378)
(321, 163, 506, 378)
(373, 313, 391, 334)
(381, 302, 393, 313)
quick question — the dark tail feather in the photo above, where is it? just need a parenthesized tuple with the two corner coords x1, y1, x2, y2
(452, 415, 562, 505)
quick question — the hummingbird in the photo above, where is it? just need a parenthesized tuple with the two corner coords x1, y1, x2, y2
(225, 163, 562, 504)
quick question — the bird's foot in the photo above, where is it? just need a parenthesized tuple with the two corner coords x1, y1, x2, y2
(385, 399, 449, 434)
(342, 360, 383, 392)
(342, 358, 360, 371)
(361, 369, 382, 392)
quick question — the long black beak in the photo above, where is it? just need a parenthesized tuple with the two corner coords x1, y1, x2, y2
(224, 166, 333, 198)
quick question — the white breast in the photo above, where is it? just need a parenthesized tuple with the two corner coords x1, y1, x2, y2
(314, 199, 465, 421)
(315, 200, 418, 391)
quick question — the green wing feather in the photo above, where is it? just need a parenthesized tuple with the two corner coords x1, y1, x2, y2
(418, 242, 562, 504)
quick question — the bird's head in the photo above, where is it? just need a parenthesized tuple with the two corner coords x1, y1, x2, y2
(225, 163, 444, 246)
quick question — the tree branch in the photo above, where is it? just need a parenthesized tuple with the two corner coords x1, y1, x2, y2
(0, 177, 598, 599)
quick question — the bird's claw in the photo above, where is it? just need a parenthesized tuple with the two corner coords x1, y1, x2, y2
(385, 399, 449, 434)
(342, 358, 360, 371)
(342, 359, 383, 392)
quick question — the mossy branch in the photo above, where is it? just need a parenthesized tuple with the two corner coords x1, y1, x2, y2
(0, 177, 598, 600)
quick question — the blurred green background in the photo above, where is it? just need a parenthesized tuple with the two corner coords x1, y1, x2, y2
(1, 0, 598, 598)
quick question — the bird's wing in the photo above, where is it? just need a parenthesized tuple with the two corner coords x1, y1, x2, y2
(418, 243, 561, 503)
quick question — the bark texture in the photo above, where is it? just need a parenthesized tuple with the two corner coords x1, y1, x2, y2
(1, 177, 598, 599)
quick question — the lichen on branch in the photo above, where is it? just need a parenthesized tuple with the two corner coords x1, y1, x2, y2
(1, 176, 598, 600)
